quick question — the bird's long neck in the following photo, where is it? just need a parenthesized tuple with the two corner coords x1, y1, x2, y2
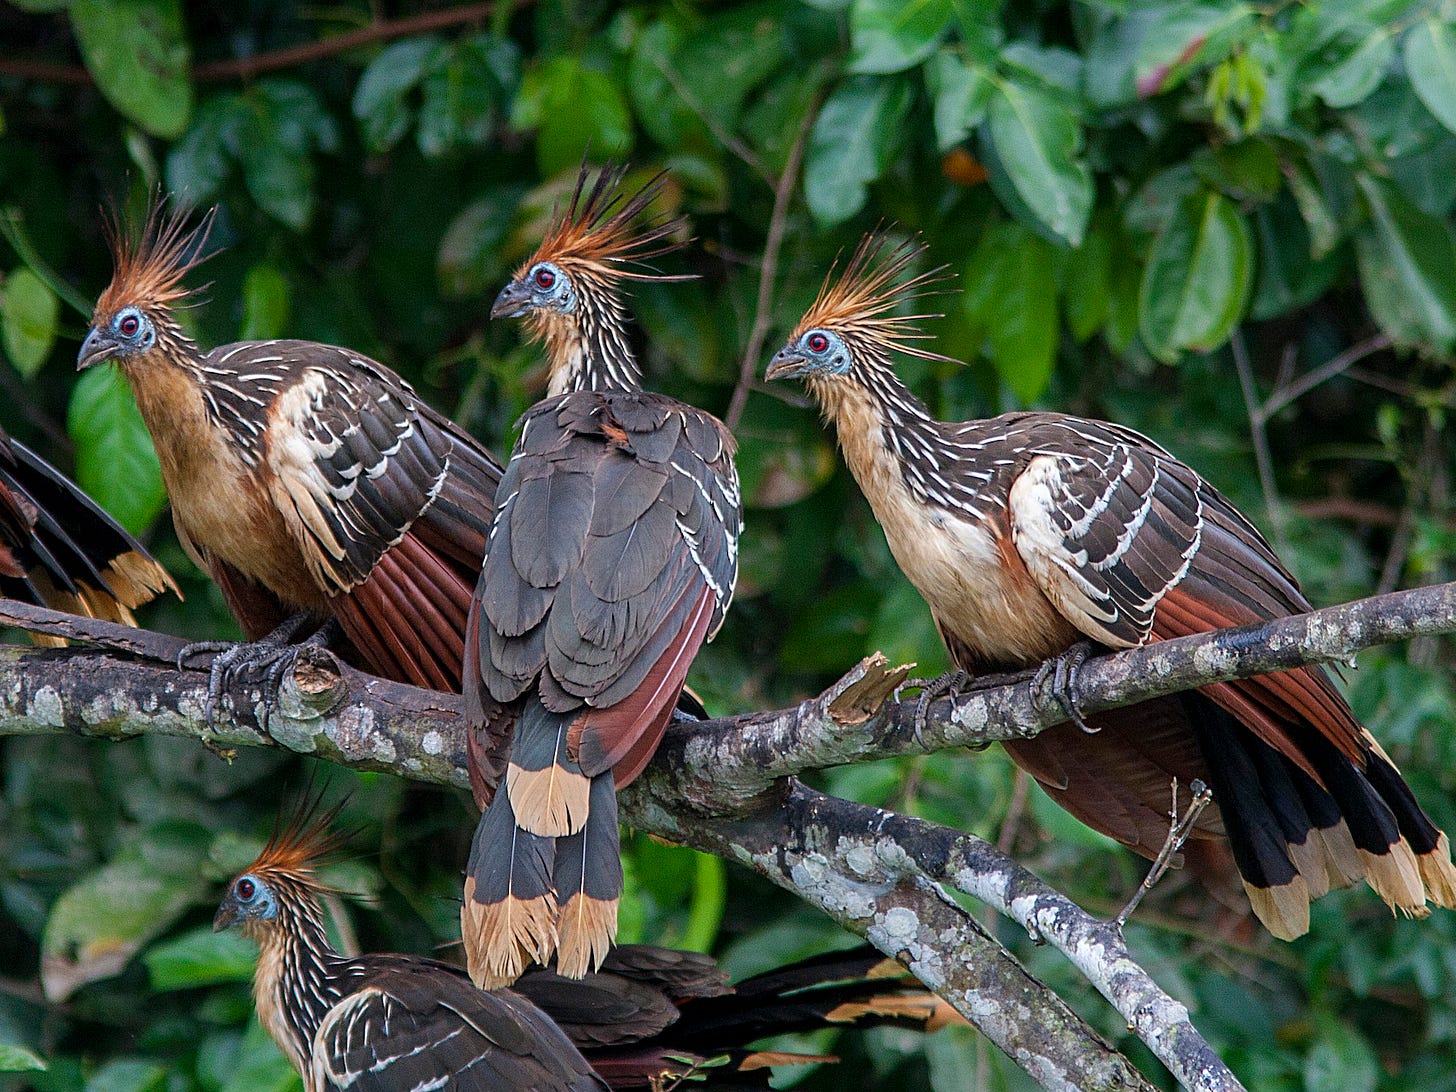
(252, 893, 341, 1074)
(544, 285, 643, 396)
(810, 352, 1001, 519)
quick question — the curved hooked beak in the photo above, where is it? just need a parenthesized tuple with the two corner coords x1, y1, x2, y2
(77, 327, 119, 371)
(213, 901, 240, 932)
(490, 280, 532, 320)
(765, 347, 808, 382)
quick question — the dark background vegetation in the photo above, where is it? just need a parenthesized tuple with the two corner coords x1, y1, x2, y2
(1, 0, 1455, 1087)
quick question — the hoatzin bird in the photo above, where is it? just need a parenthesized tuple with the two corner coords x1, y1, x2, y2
(0, 424, 175, 630)
(461, 165, 741, 986)
(77, 202, 502, 697)
(766, 233, 1456, 940)
(218, 795, 957, 1090)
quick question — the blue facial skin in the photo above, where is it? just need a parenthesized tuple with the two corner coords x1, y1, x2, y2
(766, 329, 851, 381)
(77, 306, 156, 370)
(214, 873, 279, 931)
(490, 261, 577, 320)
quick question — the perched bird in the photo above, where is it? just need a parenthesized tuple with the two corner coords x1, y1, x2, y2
(218, 795, 956, 1090)
(462, 165, 740, 986)
(78, 201, 502, 696)
(766, 233, 1456, 940)
(0, 423, 175, 631)
(215, 793, 605, 1091)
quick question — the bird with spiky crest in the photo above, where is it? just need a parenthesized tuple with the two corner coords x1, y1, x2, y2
(218, 793, 956, 1089)
(78, 198, 505, 711)
(0, 423, 177, 633)
(461, 163, 740, 987)
(215, 788, 607, 1090)
(767, 231, 1456, 941)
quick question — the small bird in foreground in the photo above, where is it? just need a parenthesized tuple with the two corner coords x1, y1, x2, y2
(217, 793, 959, 1090)
(0, 423, 176, 632)
(766, 232, 1456, 940)
(79, 201, 503, 704)
(461, 164, 740, 987)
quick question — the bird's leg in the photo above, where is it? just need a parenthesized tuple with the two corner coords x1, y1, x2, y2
(1032, 641, 1097, 733)
(177, 613, 325, 728)
(894, 669, 971, 750)
(1113, 778, 1213, 932)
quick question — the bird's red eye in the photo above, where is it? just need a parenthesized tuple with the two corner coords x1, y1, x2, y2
(236, 878, 255, 900)
(807, 332, 829, 353)
(534, 268, 556, 289)
(118, 314, 140, 338)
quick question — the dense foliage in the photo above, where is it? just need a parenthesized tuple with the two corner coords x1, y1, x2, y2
(1, 0, 1455, 1087)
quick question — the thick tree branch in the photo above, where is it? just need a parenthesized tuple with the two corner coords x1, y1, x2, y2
(5, 579, 1453, 1088)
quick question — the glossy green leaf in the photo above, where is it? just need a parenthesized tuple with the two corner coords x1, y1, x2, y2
(1133, 2, 1254, 98)
(84, 1059, 167, 1092)
(1138, 191, 1252, 362)
(0, 1045, 45, 1073)
(1062, 225, 1111, 342)
(67, 364, 167, 536)
(512, 57, 633, 176)
(238, 263, 289, 341)
(1, 267, 59, 378)
(1311, 28, 1393, 108)
(166, 94, 247, 202)
(351, 37, 445, 152)
(848, 0, 954, 75)
(963, 221, 1059, 401)
(672, 4, 789, 130)
(1354, 174, 1456, 353)
(983, 76, 1092, 245)
(1405, 18, 1456, 135)
(69, 0, 191, 138)
(803, 76, 913, 225)
(145, 926, 257, 991)
(925, 50, 991, 150)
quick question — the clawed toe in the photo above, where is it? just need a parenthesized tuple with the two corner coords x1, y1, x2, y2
(178, 614, 326, 730)
(1033, 642, 1096, 733)
(896, 669, 970, 749)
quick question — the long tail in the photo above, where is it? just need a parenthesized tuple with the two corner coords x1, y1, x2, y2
(464, 701, 621, 987)
(0, 433, 176, 626)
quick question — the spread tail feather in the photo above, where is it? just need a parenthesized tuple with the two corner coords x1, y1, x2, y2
(510, 702, 593, 837)
(464, 786, 558, 988)
(554, 774, 622, 979)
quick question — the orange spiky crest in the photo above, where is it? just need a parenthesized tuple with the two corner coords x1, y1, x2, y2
(790, 232, 958, 367)
(93, 196, 215, 323)
(516, 161, 691, 285)
(240, 785, 351, 893)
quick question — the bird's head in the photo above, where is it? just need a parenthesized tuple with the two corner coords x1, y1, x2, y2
(79, 199, 213, 373)
(491, 258, 578, 321)
(766, 232, 954, 394)
(214, 786, 349, 940)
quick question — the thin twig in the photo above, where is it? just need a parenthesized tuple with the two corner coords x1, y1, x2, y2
(1259, 334, 1392, 419)
(0, 2, 534, 86)
(647, 58, 767, 183)
(724, 99, 819, 431)
(1232, 330, 1291, 557)
(1114, 778, 1213, 931)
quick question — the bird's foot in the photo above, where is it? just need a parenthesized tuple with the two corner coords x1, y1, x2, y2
(177, 614, 329, 729)
(1032, 642, 1097, 733)
(1113, 778, 1213, 932)
(894, 669, 971, 750)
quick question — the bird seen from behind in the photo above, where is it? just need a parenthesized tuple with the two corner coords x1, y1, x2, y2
(462, 164, 741, 987)
(766, 232, 1456, 940)
(78, 200, 503, 700)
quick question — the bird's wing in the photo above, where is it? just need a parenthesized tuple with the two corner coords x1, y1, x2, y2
(311, 964, 604, 1091)
(1005, 416, 1365, 766)
(472, 390, 740, 785)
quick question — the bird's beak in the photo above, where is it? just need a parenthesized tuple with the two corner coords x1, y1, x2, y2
(213, 902, 239, 932)
(765, 347, 808, 382)
(77, 327, 118, 371)
(490, 281, 531, 320)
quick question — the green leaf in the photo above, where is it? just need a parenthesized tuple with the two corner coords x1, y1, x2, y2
(218, 1018, 303, 1092)
(963, 221, 1060, 402)
(83, 1059, 167, 1092)
(1311, 28, 1393, 109)
(982, 76, 1093, 245)
(165, 94, 247, 203)
(1, 267, 59, 378)
(238, 263, 289, 341)
(69, 0, 191, 139)
(0, 1045, 46, 1073)
(1062, 225, 1111, 342)
(416, 37, 514, 157)
(512, 57, 633, 176)
(351, 37, 444, 153)
(678, 852, 726, 953)
(925, 50, 991, 150)
(848, 0, 954, 75)
(1137, 191, 1253, 362)
(1304, 1020, 1379, 1092)
(1133, 2, 1254, 98)
(1355, 174, 1456, 353)
(1405, 18, 1456, 136)
(67, 364, 167, 536)
(145, 926, 257, 991)
(803, 76, 913, 226)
